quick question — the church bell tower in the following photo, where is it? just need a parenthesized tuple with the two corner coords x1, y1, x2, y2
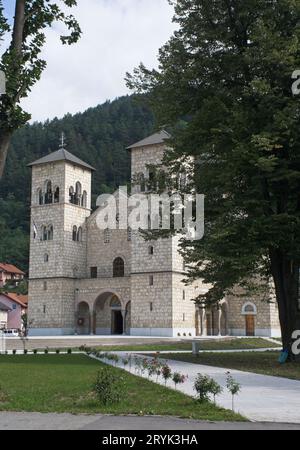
(27, 136, 95, 336)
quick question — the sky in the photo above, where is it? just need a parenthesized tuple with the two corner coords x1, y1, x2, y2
(1, 0, 175, 122)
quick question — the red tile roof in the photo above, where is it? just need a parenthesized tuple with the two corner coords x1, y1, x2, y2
(0, 263, 25, 275)
(0, 293, 28, 308)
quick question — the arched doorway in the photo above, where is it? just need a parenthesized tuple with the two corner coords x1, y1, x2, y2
(93, 292, 124, 335)
(77, 302, 90, 335)
(110, 296, 123, 335)
(242, 302, 257, 336)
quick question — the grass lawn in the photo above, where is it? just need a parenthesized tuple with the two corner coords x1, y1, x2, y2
(159, 352, 300, 381)
(87, 338, 280, 353)
(0, 354, 244, 421)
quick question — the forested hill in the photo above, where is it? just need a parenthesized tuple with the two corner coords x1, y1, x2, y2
(0, 95, 154, 271)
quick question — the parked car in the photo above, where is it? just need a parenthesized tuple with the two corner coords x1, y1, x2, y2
(2, 329, 19, 337)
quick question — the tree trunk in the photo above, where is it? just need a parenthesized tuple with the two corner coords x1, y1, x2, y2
(11, 0, 26, 55)
(0, 130, 12, 179)
(270, 249, 300, 361)
(0, 0, 26, 179)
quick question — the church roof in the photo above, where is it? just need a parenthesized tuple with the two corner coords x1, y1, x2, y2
(28, 148, 96, 171)
(127, 130, 171, 150)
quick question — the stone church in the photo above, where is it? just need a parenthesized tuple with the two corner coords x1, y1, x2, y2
(27, 131, 281, 337)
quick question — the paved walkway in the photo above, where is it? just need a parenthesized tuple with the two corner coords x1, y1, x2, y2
(95, 353, 300, 424)
(0, 412, 299, 430)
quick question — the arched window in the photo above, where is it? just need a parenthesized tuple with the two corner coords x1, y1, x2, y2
(148, 246, 154, 255)
(69, 186, 75, 204)
(45, 181, 53, 204)
(37, 189, 43, 205)
(44, 253, 49, 263)
(77, 227, 83, 242)
(72, 226, 78, 241)
(42, 226, 47, 241)
(54, 187, 60, 203)
(81, 191, 87, 208)
(241, 302, 257, 316)
(42, 225, 53, 241)
(75, 182, 82, 205)
(104, 228, 111, 244)
(113, 257, 125, 278)
(47, 225, 53, 241)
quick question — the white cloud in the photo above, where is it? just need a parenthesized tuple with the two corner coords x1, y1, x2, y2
(18, 0, 175, 122)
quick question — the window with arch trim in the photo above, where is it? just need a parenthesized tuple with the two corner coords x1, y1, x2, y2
(113, 257, 125, 278)
(77, 227, 83, 242)
(44, 180, 53, 204)
(75, 181, 82, 205)
(241, 302, 257, 315)
(72, 226, 78, 241)
(41, 225, 53, 241)
(81, 191, 87, 208)
(54, 186, 60, 203)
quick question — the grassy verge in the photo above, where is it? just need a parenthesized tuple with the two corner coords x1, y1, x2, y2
(0, 354, 245, 421)
(159, 352, 300, 381)
(79, 338, 280, 353)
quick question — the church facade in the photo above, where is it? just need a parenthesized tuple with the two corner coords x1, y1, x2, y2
(27, 131, 281, 338)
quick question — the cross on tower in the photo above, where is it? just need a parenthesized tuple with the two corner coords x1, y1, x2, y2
(59, 132, 66, 149)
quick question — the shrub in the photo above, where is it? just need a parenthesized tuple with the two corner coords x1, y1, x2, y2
(210, 379, 223, 404)
(194, 374, 215, 403)
(56, 349, 60, 354)
(67, 349, 72, 354)
(161, 364, 172, 386)
(92, 368, 123, 406)
(23, 349, 28, 355)
(33, 349, 38, 354)
(122, 357, 129, 369)
(12, 350, 17, 355)
(44, 349, 49, 354)
(172, 372, 187, 389)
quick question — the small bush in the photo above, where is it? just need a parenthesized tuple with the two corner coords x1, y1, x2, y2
(67, 348, 72, 354)
(194, 374, 215, 403)
(161, 364, 172, 386)
(44, 349, 49, 354)
(23, 349, 28, 355)
(56, 349, 60, 354)
(12, 350, 17, 355)
(172, 372, 187, 389)
(92, 368, 123, 405)
(33, 349, 38, 354)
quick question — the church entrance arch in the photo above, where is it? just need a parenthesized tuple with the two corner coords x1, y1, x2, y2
(93, 291, 124, 335)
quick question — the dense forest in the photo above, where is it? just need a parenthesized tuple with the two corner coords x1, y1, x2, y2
(0, 95, 154, 272)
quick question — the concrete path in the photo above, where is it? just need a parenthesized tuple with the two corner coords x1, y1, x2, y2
(0, 412, 299, 430)
(96, 354, 300, 424)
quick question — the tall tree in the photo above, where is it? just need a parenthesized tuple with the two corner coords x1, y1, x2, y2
(127, 0, 300, 358)
(0, 0, 81, 178)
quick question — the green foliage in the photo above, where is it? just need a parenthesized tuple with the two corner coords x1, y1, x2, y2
(194, 374, 217, 403)
(0, 95, 154, 271)
(127, 0, 300, 350)
(92, 367, 123, 406)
